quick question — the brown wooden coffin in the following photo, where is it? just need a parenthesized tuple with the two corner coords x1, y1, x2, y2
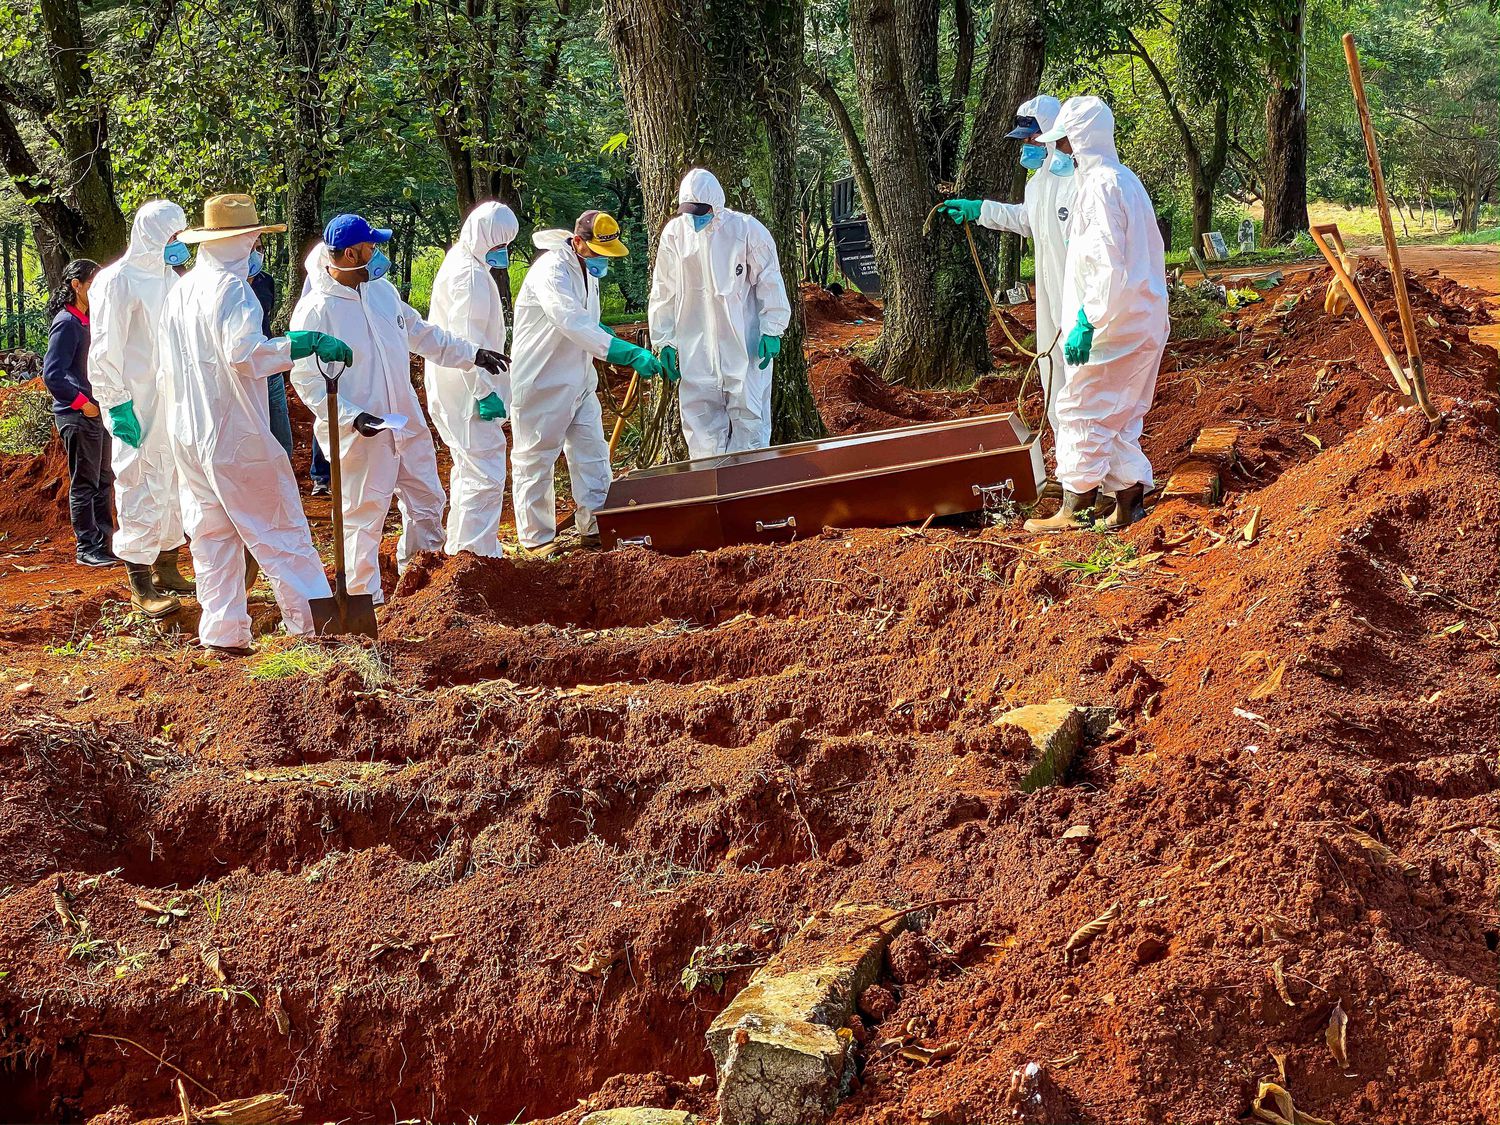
(597, 412, 1043, 554)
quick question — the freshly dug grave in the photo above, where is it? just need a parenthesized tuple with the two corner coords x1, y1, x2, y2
(0, 266, 1497, 1125)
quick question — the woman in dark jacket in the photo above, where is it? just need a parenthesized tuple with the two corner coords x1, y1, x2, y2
(42, 258, 117, 567)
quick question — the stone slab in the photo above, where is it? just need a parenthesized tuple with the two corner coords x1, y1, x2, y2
(997, 700, 1084, 792)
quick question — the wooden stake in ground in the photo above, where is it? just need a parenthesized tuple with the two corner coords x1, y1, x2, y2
(1342, 33, 1439, 423)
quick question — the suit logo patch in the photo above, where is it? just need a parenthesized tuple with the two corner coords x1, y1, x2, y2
(396, 314, 406, 329)
(736, 263, 745, 276)
(1057, 206, 1070, 223)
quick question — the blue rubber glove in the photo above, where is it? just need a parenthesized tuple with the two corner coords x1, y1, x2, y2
(757, 335, 781, 370)
(606, 337, 663, 379)
(107, 401, 142, 448)
(476, 392, 506, 421)
(658, 344, 681, 384)
(1064, 308, 1095, 366)
(286, 330, 354, 365)
(936, 199, 984, 225)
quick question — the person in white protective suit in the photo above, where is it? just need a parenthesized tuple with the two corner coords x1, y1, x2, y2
(510, 210, 662, 551)
(88, 200, 194, 618)
(426, 201, 519, 556)
(157, 194, 352, 655)
(290, 213, 507, 602)
(648, 168, 792, 457)
(1024, 96, 1168, 534)
(935, 95, 1077, 433)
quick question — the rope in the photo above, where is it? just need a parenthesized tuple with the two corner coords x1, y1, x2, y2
(923, 200, 1059, 437)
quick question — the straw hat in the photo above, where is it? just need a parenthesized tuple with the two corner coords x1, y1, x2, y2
(179, 194, 287, 244)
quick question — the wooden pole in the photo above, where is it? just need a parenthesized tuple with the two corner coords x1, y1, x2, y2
(1342, 33, 1438, 422)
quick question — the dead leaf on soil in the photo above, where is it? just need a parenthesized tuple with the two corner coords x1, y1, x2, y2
(1252, 1079, 1335, 1125)
(199, 946, 228, 985)
(1304, 433, 1323, 450)
(1326, 1001, 1349, 1070)
(1271, 1050, 1288, 1083)
(1472, 827, 1500, 858)
(1064, 900, 1121, 965)
(1249, 659, 1287, 701)
(1061, 824, 1093, 840)
(1345, 828, 1418, 877)
(900, 1040, 959, 1066)
(570, 945, 615, 977)
(1271, 956, 1296, 1007)
(1049, 1049, 1083, 1068)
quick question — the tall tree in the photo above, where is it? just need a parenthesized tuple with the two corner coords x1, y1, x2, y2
(1261, 0, 1309, 243)
(0, 0, 175, 281)
(806, 0, 1044, 388)
(601, 0, 822, 446)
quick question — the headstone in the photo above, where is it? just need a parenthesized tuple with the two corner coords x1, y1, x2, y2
(1004, 281, 1031, 305)
(1202, 231, 1229, 261)
(1238, 219, 1257, 253)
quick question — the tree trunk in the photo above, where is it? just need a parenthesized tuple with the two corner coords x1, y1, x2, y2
(1262, 84, 1308, 243)
(602, 0, 822, 450)
(277, 0, 329, 311)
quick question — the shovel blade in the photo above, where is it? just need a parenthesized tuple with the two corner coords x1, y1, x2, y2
(310, 592, 379, 641)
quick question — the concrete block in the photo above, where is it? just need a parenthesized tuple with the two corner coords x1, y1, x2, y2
(1190, 424, 1241, 466)
(1160, 459, 1222, 506)
(707, 903, 903, 1125)
(580, 1112, 698, 1125)
(996, 700, 1084, 792)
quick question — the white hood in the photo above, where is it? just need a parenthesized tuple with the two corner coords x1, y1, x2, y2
(196, 231, 260, 278)
(678, 168, 726, 211)
(304, 242, 361, 302)
(123, 200, 187, 275)
(458, 201, 520, 263)
(1018, 95, 1063, 156)
(1041, 96, 1119, 164)
(532, 228, 574, 253)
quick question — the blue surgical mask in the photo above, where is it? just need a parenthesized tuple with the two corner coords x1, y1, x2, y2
(691, 212, 714, 232)
(365, 247, 391, 281)
(247, 249, 264, 278)
(1050, 151, 1076, 176)
(485, 246, 510, 270)
(1020, 144, 1046, 170)
(585, 257, 609, 279)
(163, 240, 190, 267)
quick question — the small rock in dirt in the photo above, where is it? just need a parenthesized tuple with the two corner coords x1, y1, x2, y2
(580, 1111, 698, 1125)
(858, 983, 897, 1022)
(12, 682, 33, 696)
(996, 700, 1085, 792)
(1134, 936, 1170, 965)
(826, 838, 861, 867)
(886, 931, 931, 984)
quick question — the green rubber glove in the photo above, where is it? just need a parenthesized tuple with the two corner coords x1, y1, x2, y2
(659, 344, 681, 384)
(475, 392, 507, 421)
(606, 336, 663, 379)
(1063, 308, 1095, 366)
(936, 199, 984, 225)
(599, 323, 618, 338)
(757, 334, 781, 370)
(286, 330, 354, 365)
(107, 401, 142, 448)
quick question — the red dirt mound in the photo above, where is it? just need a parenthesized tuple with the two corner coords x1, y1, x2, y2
(802, 282, 883, 330)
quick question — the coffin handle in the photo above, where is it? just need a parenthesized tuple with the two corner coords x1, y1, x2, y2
(754, 516, 798, 534)
(617, 535, 654, 549)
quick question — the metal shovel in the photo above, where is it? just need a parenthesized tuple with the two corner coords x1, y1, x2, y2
(308, 359, 378, 640)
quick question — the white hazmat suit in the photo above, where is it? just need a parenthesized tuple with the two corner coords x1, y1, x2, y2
(158, 234, 332, 649)
(509, 230, 615, 548)
(648, 169, 792, 458)
(291, 245, 480, 602)
(976, 96, 1077, 430)
(426, 202, 519, 556)
(1045, 97, 1168, 496)
(89, 201, 188, 564)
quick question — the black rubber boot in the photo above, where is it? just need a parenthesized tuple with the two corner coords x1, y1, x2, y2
(125, 562, 179, 618)
(153, 546, 196, 593)
(1103, 483, 1147, 530)
(1024, 488, 1099, 533)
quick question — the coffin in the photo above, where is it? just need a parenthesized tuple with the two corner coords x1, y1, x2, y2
(597, 412, 1044, 554)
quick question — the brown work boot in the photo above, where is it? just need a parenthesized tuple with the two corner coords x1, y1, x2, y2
(153, 546, 196, 594)
(1102, 483, 1147, 531)
(125, 562, 180, 619)
(1023, 488, 1099, 533)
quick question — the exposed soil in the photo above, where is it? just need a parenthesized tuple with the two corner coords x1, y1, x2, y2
(1, 262, 1498, 1125)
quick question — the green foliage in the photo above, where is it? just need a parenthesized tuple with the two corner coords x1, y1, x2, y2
(0, 386, 53, 455)
(1168, 281, 1232, 340)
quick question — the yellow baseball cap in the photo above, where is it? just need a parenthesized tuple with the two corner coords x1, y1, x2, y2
(574, 210, 629, 257)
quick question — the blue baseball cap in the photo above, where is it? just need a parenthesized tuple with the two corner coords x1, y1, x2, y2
(323, 213, 393, 252)
(1005, 114, 1042, 141)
